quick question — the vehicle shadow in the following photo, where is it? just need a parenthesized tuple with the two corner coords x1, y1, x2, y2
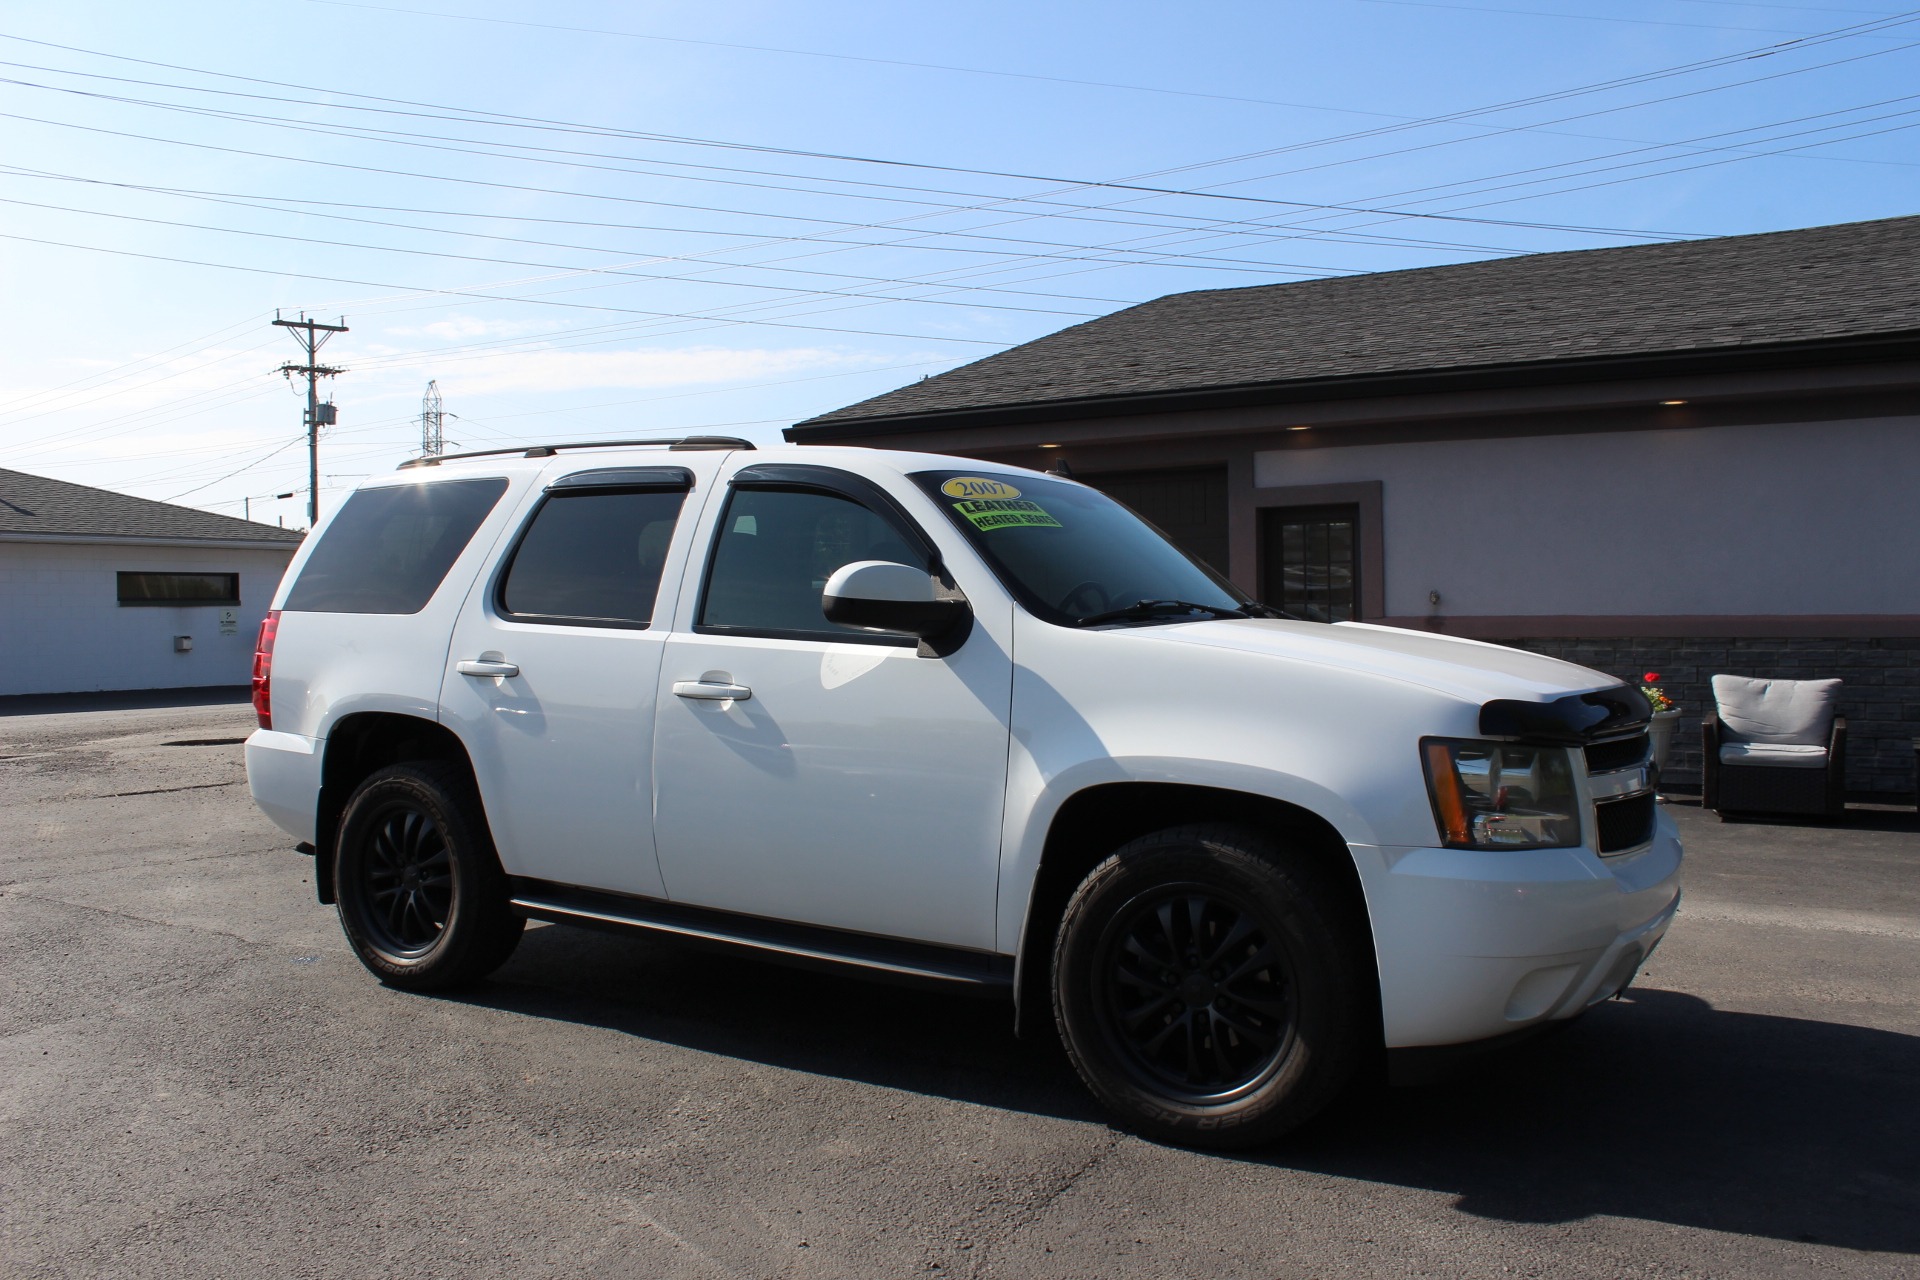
(1276, 988, 1919, 1253)
(463, 929, 1919, 1255)
(467, 921, 1099, 1123)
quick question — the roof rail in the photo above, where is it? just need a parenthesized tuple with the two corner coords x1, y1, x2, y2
(396, 436, 755, 470)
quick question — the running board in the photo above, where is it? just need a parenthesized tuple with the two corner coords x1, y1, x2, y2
(508, 885, 1014, 995)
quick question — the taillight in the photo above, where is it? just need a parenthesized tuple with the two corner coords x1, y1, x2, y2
(252, 609, 280, 729)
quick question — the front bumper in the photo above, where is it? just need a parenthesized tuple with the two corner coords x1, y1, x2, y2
(1356, 808, 1683, 1049)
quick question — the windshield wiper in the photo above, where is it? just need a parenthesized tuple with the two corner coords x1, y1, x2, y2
(1073, 599, 1251, 628)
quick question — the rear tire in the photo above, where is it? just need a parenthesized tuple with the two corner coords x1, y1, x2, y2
(334, 761, 523, 991)
(1052, 823, 1367, 1149)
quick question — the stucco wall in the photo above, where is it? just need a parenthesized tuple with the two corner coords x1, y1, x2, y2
(1253, 415, 1920, 619)
(0, 541, 297, 696)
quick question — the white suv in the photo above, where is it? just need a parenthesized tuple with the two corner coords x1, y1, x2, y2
(246, 437, 1681, 1147)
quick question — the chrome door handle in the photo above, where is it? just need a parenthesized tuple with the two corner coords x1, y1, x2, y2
(672, 680, 752, 701)
(456, 659, 520, 678)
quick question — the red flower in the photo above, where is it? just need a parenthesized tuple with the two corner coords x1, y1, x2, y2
(1643, 672, 1661, 683)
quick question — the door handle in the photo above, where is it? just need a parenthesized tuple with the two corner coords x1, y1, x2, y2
(672, 680, 752, 701)
(457, 659, 521, 678)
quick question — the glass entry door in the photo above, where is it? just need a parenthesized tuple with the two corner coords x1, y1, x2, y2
(1260, 505, 1360, 622)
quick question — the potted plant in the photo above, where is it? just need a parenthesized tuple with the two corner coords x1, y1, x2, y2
(1641, 672, 1681, 780)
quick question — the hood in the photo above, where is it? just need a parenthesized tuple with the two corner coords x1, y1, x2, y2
(1141, 617, 1622, 705)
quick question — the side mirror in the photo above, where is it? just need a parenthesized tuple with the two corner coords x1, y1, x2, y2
(822, 560, 971, 656)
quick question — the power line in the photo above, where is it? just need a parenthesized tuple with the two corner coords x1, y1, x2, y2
(0, 194, 1114, 320)
(1349, 0, 1905, 35)
(0, 31, 1728, 239)
(0, 229, 1024, 346)
(164, 433, 305, 502)
(0, 56, 1726, 250)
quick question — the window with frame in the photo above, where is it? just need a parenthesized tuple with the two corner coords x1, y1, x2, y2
(116, 571, 240, 606)
(1260, 505, 1360, 623)
(698, 486, 929, 642)
(497, 487, 686, 628)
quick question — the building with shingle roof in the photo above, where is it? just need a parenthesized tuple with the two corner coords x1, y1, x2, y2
(792, 215, 1920, 797)
(1, 469, 303, 697)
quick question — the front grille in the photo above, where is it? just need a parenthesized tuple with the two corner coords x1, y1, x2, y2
(1596, 792, 1657, 853)
(1585, 733, 1650, 775)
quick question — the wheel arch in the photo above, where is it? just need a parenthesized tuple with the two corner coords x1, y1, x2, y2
(315, 712, 480, 904)
(1011, 782, 1380, 1041)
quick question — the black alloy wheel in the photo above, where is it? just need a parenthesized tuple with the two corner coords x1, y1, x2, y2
(1093, 886, 1296, 1105)
(1053, 823, 1367, 1149)
(335, 762, 524, 990)
(358, 802, 454, 957)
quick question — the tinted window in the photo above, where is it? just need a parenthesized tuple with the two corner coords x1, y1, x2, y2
(911, 470, 1252, 627)
(700, 487, 928, 639)
(284, 478, 507, 614)
(499, 488, 685, 627)
(117, 572, 239, 606)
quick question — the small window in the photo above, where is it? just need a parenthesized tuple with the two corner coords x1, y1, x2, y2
(117, 572, 239, 606)
(284, 478, 507, 615)
(498, 488, 686, 628)
(1261, 505, 1360, 623)
(699, 487, 929, 641)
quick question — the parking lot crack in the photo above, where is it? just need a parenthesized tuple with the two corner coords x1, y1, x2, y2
(968, 1134, 1119, 1277)
(3, 885, 266, 948)
(95, 779, 245, 799)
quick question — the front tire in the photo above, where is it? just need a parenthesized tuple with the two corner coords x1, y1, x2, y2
(1052, 823, 1367, 1149)
(334, 762, 523, 990)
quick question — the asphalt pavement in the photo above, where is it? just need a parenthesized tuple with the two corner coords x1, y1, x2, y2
(2, 700, 1916, 1278)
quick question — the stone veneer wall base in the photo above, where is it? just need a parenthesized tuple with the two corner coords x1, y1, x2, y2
(1492, 636, 1919, 799)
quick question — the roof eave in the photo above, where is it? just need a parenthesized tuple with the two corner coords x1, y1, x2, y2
(0, 532, 305, 551)
(785, 328, 1920, 441)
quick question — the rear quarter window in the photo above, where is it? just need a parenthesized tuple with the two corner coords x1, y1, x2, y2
(283, 477, 508, 614)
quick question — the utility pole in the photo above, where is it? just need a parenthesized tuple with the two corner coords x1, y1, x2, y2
(420, 379, 445, 458)
(244, 491, 297, 523)
(273, 312, 348, 527)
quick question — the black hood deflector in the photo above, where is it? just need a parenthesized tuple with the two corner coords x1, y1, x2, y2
(1480, 686, 1651, 745)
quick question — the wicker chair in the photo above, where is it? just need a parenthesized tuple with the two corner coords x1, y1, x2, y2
(1701, 675, 1846, 821)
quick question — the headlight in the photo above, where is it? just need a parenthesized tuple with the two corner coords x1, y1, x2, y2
(1422, 738, 1581, 850)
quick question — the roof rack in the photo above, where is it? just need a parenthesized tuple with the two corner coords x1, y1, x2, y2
(396, 436, 755, 470)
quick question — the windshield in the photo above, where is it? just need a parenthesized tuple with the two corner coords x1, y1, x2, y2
(912, 469, 1273, 627)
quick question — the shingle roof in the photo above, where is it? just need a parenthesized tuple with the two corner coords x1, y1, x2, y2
(793, 215, 1920, 434)
(0, 469, 305, 544)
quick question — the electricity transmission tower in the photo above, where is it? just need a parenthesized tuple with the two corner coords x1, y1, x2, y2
(420, 380, 445, 458)
(273, 312, 347, 527)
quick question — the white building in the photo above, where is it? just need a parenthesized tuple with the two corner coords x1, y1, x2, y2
(0, 468, 304, 697)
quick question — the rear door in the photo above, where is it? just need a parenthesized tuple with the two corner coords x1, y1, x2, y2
(649, 462, 1014, 951)
(438, 458, 720, 897)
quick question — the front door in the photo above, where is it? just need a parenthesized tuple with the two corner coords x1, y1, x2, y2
(439, 465, 703, 897)
(651, 470, 1012, 951)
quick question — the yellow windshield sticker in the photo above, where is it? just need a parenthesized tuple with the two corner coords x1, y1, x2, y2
(953, 497, 1062, 531)
(941, 476, 1022, 501)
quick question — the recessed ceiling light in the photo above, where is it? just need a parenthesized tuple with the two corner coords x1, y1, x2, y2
(1288, 424, 1312, 431)
(1037, 442, 1062, 449)
(1660, 399, 1687, 406)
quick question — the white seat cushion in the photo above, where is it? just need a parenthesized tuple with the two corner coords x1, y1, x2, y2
(1720, 742, 1830, 769)
(1711, 674, 1839, 748)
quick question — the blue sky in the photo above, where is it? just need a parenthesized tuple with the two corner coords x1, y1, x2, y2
(2, 0, 1916, 526)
